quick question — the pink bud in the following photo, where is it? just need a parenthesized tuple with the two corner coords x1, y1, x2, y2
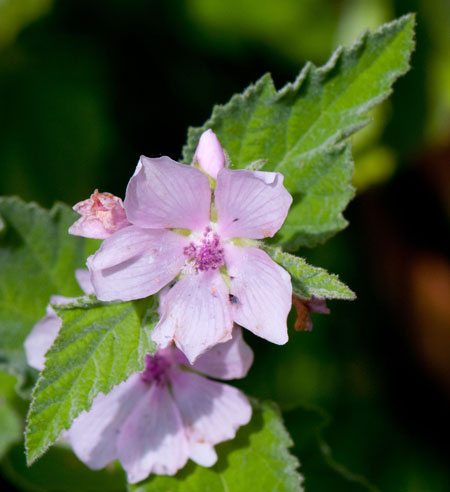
(193, 129, 226, 179)
(69, 190, 130, 239)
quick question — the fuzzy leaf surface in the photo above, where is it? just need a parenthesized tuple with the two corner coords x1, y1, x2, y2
(0, 197, 97, 389)
(130, 400, 303, 492)
(183, 15, 415, 249)
(265, 246, 355, 300)
(25, 297, 157, 464)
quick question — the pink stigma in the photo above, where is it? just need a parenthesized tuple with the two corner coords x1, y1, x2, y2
(141, 353, 171, 386)
(183, 227, 225, 272)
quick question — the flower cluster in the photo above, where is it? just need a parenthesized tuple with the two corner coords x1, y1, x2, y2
(25, 269, 252, 483)
(66, 338, 252, 483)
(25, 129, 294, 483)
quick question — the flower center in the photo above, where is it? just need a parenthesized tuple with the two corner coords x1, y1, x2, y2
(183, 226, 225, 273)
(140, 353, 171, 386)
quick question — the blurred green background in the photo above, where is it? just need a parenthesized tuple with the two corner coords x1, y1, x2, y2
(1, 0, 449, 491)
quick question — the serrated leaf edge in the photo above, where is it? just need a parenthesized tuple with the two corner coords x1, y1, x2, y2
(265, 246, 356, 300)
(24, 303, 149, 465)
(183, 13, 416, 167)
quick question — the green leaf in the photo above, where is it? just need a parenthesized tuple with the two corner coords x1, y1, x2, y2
(130, 400, 303, 492)
(183, 15, 415, 249)
(0, 372, 22, 459)
(284, 405, 377, 492)
(25, 296, 158, 465)
(265, 246, 355, 300)
(0, 197, 98, 392)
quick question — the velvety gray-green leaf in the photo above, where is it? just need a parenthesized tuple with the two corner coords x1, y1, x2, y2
(130, 400, 303, 492)
(183, 15, 415, 248)
(0, 197, 98, 392)
(25, 297, 157, 465)
(271, 143, 354, 251)
(265, 246, 355, 299)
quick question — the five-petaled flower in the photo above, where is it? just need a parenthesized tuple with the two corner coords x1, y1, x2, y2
(73, 129, 293, 363)
(65, 333, 252, 483)
(24, 280, 253, 483)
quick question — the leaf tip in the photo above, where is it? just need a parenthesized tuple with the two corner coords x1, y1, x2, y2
(342, 288, 357, 301)
(24, 432, 40, 467)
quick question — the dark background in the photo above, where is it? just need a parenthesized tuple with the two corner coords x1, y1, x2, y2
(1, 0, 449, 490)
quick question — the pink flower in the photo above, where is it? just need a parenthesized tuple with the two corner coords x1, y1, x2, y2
(84, 129, 293, 363)
(24, 270, 94, 370)
(25, 299, 253, 483)
(65, 329, 252, 483)
(69, 189, 130, 239)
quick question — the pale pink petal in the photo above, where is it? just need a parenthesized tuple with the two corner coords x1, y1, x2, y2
(124, 156, 211, 231)
(117, 384, 189, 482)
(157, 286, 170, 317)
(24, 308, 61, 371)
(152, 270, 233, 363)
(215, 168, 292, 239)
(87, 226, 189, 301)
(192, 326, 253, 380)
(171, 370, 251, 460)
(69, 216, 113, 239)
(189, 442, 218, 467)
(66, 373, 147, 470)
(69, 190, 129, 239)
(193, 129, 226, 180)
(50, 294, 74, 305)
(24, 295, 75, 371)
(225, 245, 292, 345)
(75, 269, 94, 295)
